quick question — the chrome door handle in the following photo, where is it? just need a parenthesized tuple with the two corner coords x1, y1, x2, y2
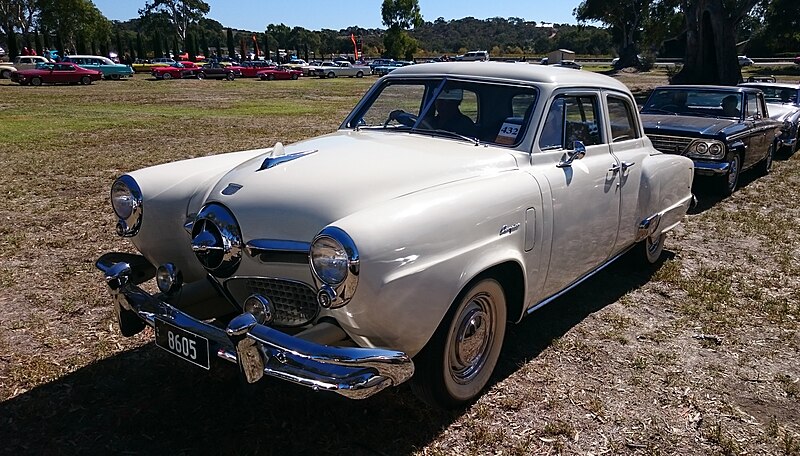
(609, 161, 636, 173)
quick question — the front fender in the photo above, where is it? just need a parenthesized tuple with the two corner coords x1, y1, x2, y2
(126, 148, 268, 281)
(328, 170, 542, 356)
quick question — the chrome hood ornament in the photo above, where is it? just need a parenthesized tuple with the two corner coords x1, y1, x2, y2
(258, 141, 318, 171)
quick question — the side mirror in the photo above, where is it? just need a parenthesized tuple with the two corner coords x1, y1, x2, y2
(557, 141, 586, 168)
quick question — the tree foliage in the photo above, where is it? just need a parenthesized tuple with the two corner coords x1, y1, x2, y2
(138, 0, 209, 44)
(381, 0, 422, 60)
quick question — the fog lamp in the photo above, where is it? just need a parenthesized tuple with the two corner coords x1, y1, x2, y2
(156, 263, 183, 295)
(244, 294, 274, 325)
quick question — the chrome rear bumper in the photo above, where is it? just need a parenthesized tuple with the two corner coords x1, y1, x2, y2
(96, 254, 414, 399)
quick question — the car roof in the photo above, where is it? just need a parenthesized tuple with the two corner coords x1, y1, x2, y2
(653, 85, 762, 94)
(740, 82, 800, 90)
(386, 61, 629, 91)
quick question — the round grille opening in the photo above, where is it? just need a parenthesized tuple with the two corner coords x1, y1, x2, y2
(191, 204, 242, 278)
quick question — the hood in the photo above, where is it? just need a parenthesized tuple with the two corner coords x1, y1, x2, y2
(641, 114, 739, 138)
(202, 130, 518, 241)
(766, 103, 800, 122)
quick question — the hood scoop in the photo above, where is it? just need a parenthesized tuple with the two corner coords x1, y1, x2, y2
(258, 142, 318, 171)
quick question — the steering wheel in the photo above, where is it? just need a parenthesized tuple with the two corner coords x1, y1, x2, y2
(385, 109, 418, 127)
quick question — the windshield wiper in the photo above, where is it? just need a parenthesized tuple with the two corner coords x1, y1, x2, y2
(641, 108, 678, 115)
(413, 128, 480, 146)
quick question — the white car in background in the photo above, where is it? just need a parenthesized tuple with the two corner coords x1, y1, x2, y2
(96, 62, 694, 408)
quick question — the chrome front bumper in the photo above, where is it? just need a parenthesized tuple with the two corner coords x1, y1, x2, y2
(96, 254, 414, 399)
(692, 160, 729, 176)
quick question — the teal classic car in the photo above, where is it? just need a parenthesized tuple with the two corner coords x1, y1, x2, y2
(66, 55, 134, 80)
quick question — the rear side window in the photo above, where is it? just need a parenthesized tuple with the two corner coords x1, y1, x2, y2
(607, 96, 639, 142)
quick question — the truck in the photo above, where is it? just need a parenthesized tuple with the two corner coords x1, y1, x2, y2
(545, 49, 576, 65)
(313, 61, 367, 78)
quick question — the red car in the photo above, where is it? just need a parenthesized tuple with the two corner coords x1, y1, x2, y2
(11, 62, 102, 86)
(151, 61, 202, 80)
(257, 66, 303, 81)
(236, 61, 276, 77)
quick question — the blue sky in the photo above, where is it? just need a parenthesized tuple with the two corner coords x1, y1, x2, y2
(91, 0, 580, 31)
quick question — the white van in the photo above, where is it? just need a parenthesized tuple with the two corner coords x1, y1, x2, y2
(458, 51, 489, 61)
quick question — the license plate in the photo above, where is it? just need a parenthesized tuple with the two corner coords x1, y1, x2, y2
(155, 319, 210, 370)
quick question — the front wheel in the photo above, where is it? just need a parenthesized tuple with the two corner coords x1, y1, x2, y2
(1, 69, 12, 79)
(226, 72, 235, 81)
(196, 72, 206, 80)
(327, 71, 335, 79)
(716, 153, 741, 196)
(291, 73, 298, 80)
(162, 72, 172, 80)
(80, 75, 92, 85)
(411, 278, 507, 408)
(30, 76, 42, 86)
(356, 71, 364, 78)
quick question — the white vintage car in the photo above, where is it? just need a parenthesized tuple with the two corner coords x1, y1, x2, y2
(97, 62, 695, 408)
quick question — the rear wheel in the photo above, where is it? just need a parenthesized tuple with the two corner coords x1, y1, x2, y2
(196, 72, 206, 80)
(30, 76, 42, 86)
(636, 232, 666, 264)
(411, 278, 506, 408)
(80, 75, 92, 85)
(1, 69, 12, 79)
(267, 74, 275, 81)
(110, 73, 121, 80)
(226, 72, 235, 81)
(755, 143, 774, 176)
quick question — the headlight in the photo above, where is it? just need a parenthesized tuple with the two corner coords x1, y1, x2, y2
(111, 175, 142, 237)
(311, 236, 349, 284)
(309, 226, 359, 308)
(688, 140, 725, 160)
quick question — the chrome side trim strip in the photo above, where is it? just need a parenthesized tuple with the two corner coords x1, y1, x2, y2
(526, 246, 634, 316)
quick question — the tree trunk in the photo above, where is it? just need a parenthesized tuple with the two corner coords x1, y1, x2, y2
(672, 0, 757, 85)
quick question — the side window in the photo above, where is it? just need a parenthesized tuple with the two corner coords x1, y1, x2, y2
(539, 95, 602, 150)
(746, 94, 759, 118)
(459, 89, 479, 123)
(607, 96, 639, 142)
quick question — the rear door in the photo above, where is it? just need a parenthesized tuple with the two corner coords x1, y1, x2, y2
(604, 91, 649, 252)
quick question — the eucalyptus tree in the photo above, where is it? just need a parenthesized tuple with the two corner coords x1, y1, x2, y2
(381, 0, 423, 60)
(138, 0, 209, 47)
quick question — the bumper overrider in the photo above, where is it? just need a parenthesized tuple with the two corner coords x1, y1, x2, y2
(95, 253, 414, 399)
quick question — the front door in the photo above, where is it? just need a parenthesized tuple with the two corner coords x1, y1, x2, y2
(531, 91, 621, 298)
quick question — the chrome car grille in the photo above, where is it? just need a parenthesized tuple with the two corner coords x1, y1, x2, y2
(225, 277, 319, 327)
(648, 134, 693, 155)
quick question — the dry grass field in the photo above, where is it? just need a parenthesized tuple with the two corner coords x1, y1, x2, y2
(0, 67, 799, 455)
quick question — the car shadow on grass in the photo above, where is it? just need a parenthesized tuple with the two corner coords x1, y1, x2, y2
(0, 253, 668, 455)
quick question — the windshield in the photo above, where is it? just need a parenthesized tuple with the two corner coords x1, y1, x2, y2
(642, 88, 743, 119)
(746, 85, 797, 104)
(345, 78, 538, 147)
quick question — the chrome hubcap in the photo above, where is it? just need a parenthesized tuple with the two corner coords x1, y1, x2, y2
(728, 157, 739, 189)
(450, 294, 494, 384)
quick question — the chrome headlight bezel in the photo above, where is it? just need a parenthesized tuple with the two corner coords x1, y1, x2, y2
(687, 139, 726, 159)
(309, 226, 359, 309)
(111, 175, 143, 237)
